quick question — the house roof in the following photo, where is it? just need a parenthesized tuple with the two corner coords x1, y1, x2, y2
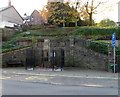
(31, 10, 40, 16)
(0, 6, 23, 21)
(0, 6, 12, 12)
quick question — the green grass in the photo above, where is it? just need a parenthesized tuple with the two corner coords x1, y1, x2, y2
(2, 45, 32, 53)
(1, 27, 75, 53)
(1, 32, 33, 53)
(2, 26, 119, 53)
(29, 28, 68, 36)
(27, 26, 119, 40)
(70, 27, 118, 39)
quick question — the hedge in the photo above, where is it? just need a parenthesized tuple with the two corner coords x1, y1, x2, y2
(88, 41, 120, 55)
(70, 27, 118, 38)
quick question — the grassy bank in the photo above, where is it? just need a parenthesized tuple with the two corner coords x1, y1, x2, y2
(2, 26, 119, 53)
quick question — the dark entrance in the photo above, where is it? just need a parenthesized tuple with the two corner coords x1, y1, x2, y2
(25, 47, 35, 70)
(25, 48, 64, 71)
(50, 49, 64, 71)
(25, 47, 64, 71)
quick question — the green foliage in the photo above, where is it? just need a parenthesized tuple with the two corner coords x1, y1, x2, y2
(46, 2, 79, 26)
(21, 25, 31, 31)
(98, 19, 116, 27)
(118, 27, 120, 37)
(88, 41, 109, 54)
(29, 27, 71, 37)
(30, 26, 41, 30)
(116, 47, 120, 55)
(70, 27, 117, 38)
(2, 26, 119, 53)
(81, 19, 96, 26)
(1, 26, 76, 53)
(1, 32, 32, 53)
(88, 41, 120, 55)
(2, 45, 32, 53)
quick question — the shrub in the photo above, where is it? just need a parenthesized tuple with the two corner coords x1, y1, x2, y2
(88, 41, 109, 54)
(98, 19, 116, 27)
(1, 32, 32, 53)
(70, 27, 117, 37)
(88, 41, 120, 55)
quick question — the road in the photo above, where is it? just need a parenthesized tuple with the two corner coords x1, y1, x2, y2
(1, 67, 119, 95)
(2, 80, 118, 95)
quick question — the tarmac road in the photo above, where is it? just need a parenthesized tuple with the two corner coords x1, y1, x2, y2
(1, 67, 119, 95)
(2, 80, 118, 95)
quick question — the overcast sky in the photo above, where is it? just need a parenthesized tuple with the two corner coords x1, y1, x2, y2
(0, 0, 119, 23)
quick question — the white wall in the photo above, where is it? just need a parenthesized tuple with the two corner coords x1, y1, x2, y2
(0, 6, 23, 24)
(118, 1, 120, 22)
(0, 12, 2, 22)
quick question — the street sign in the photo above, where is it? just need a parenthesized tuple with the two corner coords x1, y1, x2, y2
(112, 41, 116, 47)
(111, 33, 116, 73)
(112, 33, 116, 47)
(112, 33, 116, 41)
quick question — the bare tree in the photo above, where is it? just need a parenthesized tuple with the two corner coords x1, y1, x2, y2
(84, 0, 106, 26)
(75, 0, 81, 26)
(85, 0, 110, 26)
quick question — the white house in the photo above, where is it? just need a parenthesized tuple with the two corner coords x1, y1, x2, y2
(0, 0, 23, 28)
(118, 1, 120, 23)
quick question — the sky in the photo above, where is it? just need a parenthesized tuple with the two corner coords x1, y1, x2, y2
(0, 0, 119, 23)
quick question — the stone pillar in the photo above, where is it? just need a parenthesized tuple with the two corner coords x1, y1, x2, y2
(43, 39, 51, 65)
(108, 45, 114, 72)
(69, 38, 75, 66)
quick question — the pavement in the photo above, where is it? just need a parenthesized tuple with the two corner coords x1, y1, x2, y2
(1, 67, 119, 88)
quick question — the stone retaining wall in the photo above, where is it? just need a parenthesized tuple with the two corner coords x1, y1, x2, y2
(2, 38, 118, 71)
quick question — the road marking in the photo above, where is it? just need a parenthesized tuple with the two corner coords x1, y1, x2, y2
(37, 74, 118, 80)
(50, 82, 64, 85)
(25, 76, 53, 81)
(82, 84, 104, 87)
(13, 73, 34, 75)
(3, 72, 118, 80)
(0, 76, 11, 80)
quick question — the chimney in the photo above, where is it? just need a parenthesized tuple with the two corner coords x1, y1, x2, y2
(8, 0, 11, 6)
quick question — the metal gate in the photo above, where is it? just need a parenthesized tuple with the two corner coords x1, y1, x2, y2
(25, 47, 35, 70)
(50, 49, 64, 71)
(25, 47, 64, 71)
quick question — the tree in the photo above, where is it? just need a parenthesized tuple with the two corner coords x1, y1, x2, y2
(75, 0, 81, 26)
(98, 19, 116, 27)
(46, 2, 79, 27)
(84, 0, 104, 26)
(40, 8, 48, 24)
(77, 0, 107, 26)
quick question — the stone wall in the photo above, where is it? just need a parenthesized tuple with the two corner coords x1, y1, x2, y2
(2, 28, 15, 41)
(2, 38, 117, 71)
(64, 39, 108, 71)
(2, 47, 29, 67)
(34, 38, 109, 71)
